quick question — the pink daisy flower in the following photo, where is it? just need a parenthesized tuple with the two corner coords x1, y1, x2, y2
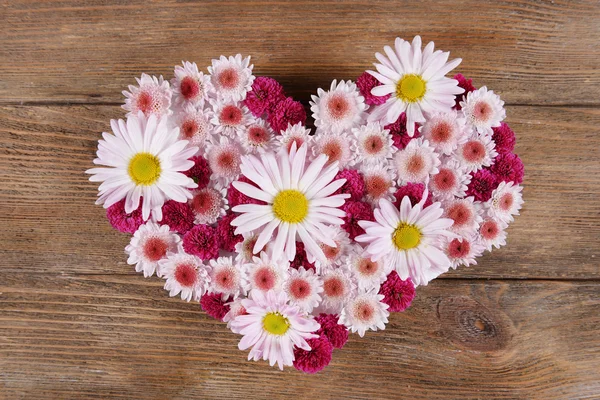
(208, 54, 254, 102)
(189, 186, 228, 225)
(420, 110, 468, 155)
(394, 138, 440, 184)
(159, 252, 211, 302)
(456, 132, 498, 173)
(229, 290, 320, 370)
(349, 249, 392, 291)
(477, 217, 508, 251)
(208, 256, 244, 300)
(443, 235, 486, 269)
(171, 61, 211, 109)
(319, 268, 357, 313)
(460, 86, 505, 135)
(361, 162, 397, 205)
(311, 79, 367, 134)
(284, 267, 323, 314)
(442, 196, 483, 237)
(486, 181, 524, 223)
(122, 73, 172, 118)
(174, 105, 212, 151)
(430, 158, 471, 201)
(338, 289, 389, 337)
(209, 99, 252, 138)
(277, 122, 313, 154)
(352, 122, 396, 165)
(239, 119, 276, 154)
(242, 252, 289, 294)
(204, 136, 244, 186)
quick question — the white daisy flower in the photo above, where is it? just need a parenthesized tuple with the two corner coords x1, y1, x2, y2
(209, 99, 252, 137)
(430, 157, 471, 200)
(460, 86, 505, 135)
(367, 36, 464, 136)
(230, 290, 319, 370)
(171, 61, 211, 109)
(356, 193, 454, 286)
(283, 267, 323, 314)
(485, 181, 524, 223)
(174, 104, 213, 152)
(208, 54, 254, 102)
(242, 252, 289, 294)
(442, 197, 483, 237)
(204, 136, 244, 186)
(361, 162, 398, 205)
(348, 249, 393, 291)
(125, 222, 180, 277)
(338, 290, 389, 337)
(419, 110, 469, 155)
(312, 130, 357, 169)
(122, 73, 172, 118)
(394, 138, 440, 184)
(319, 267, 357, 314)
(456, 132, 498, 172)
(277, 122, 313, 154)
(230, 143, 350, 262)
(189, 185, 228, 225)
(208, 256, 244, 300)
(159, 252, 211, 302)
(310, 79, 367, 134)
(352, 122, 396, 165)
(86, 112, 198, 221)
(442, 235, 486, 269)
(313, 226, 352, 272)
(239, 119, 276, 154)
(477, 217, 508, 251)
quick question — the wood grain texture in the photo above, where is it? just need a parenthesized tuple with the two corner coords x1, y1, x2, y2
(1, 275, 598, 399)
(1, 105, 598, 278)
(1, 0, 600, 105)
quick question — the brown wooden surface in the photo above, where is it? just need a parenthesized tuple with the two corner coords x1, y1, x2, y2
(1, 1, 599, 399)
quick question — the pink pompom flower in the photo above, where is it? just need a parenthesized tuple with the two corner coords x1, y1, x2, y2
(293, 334, 334, 374)
(267, 97, 307, 133)
(200, 292, 232, 321)
(315, 313, 349, 349)
(356, 71, 390, 106)
(378, 271, 416, 312)
(106, 199, 144, 234)
(243, 76, 286, 117)
(161, 200, 195, 235)
(182, 224, 219, 260)
(333, 169, 365, 201)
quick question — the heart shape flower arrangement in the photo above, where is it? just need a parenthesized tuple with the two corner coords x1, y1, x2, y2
(87, 36, 524, 373)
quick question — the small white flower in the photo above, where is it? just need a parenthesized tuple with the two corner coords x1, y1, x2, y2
(209, 99, 252, 138)
(283, 267, 323, 314)
(348, 249, 393, 291)
(419, 110, 469, 155)
(441, 196, 483, 237)
(159, 252, 211, 302)
(429, 157, 471, 201)
(456, 132, 497, 172)
(485, 181, 524, 223)
(319, 267, 357, 314)
(339, 289, 389, 337)
(460, 86, 505, 135)
(125, 222, 180, 277)
(173, 104, 213, 152)
(442, 235, 486, 269)
(122, 73, 172, 118)
(394, 138, 440, 184)
(312, 130, 357, 169)
(352, 122, 396, 165)
(171, 61, 211, 109)
(477, 217, 508, 251)
(277, 122, 313, 154)
(208, 54, 254, 102)
(189, 185, 228, 225)
(208, 256, 244, 300)
(204, 136, 244, 187)
(313, 227, 352, 272)
(242, 252, 289, 294)
(238, 119, 276, 154)
(360, 162, 397, 205)
(311, 79, 367, 134)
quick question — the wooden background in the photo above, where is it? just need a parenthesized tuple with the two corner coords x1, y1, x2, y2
(1, 1, 599, 398)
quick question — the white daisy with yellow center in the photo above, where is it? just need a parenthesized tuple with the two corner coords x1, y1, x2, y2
(356, 191, 455, 286)
(230, 143, 350, 262)
(86, 112, 199, 220)
(367, 36, 464, 137)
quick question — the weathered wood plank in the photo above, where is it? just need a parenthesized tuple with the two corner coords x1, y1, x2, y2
(0, 275, 598, 399)
(1, 0, 599, 105)
(0, 105, 598, 278)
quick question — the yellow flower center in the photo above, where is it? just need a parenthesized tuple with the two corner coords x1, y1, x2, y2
(392, 223, 422, 250)
(263, 312, 290, 335)
(396, 74, 427, 103)
(272, 190, 309, 223)
(128, 153, 161, 185)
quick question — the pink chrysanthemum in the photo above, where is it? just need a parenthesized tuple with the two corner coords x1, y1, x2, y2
(315, 313, 349, 349)
(466, 168, 498, 202)
(356, 71, 390, 106)
(227, 175, 266, 208)
(290, 241, 316, 272)
(106, 199, 144, 234)
(182, 224, 219, 260)
(392, 182, 433, 208)
(378, 271, 416, 312)
(478, 217, 508, 251)
(293, 335, 333, 374)
(160, 200, 195, 235)
(267, 97, 307, 133)
(490, 152, 524, 185)
(205, 136, 244, 186)
(491, 122, 516, 154)
(122, 73, 172, 118)
(442, 197, 483, 237)
(184, 155, 212, 189)
(341, 200, 375, 240)
(333, 169, 365, 201)
(453, 73, 476, 110)
(385, 112, 421, 150)
(200, 292, 232, 321)
(243, 76, 286, 117)
(217, 212, 243, 252)
(443, 236, 486, 269)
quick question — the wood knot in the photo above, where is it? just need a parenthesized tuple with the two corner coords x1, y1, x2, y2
(436, 296, 513, 352)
